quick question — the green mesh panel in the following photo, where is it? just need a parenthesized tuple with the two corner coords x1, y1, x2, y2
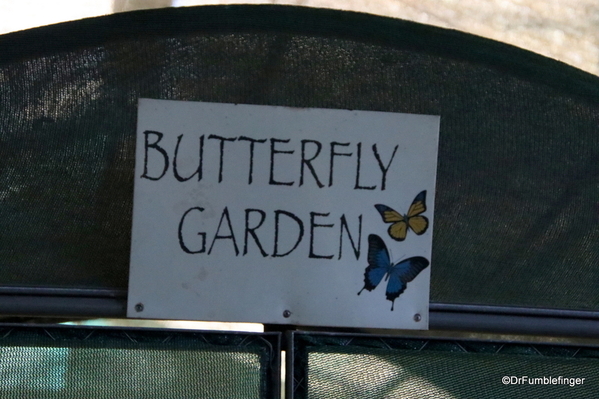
(0, 325, 280, 399)
(1, 6, 599, 311)
(292, 332, 599, 398)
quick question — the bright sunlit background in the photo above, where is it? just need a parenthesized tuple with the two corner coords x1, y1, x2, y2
(0, 0, 597, 76)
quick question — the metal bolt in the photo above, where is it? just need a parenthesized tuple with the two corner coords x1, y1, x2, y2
(283, 310, 291, 318)
(413, 313, 421, 322)
(135, 303, 144, 312)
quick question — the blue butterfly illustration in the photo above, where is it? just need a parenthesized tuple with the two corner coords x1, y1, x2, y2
(357, 234, 429, 311)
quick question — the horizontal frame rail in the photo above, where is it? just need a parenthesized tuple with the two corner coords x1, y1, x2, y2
(1, 287, 599, 338)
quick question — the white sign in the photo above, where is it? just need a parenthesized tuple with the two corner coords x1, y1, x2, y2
(128, 99, 439, 330)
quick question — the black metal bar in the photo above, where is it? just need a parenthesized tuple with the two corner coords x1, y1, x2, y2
(1, 288, 599, 339)
(285, 330, 295, 399)
(430, 303, 599, 319)
(430, 303, 599, 338)
(269, 333, 283, 399)
(0, 287, 127, 298)
(0, 294, 126, 318)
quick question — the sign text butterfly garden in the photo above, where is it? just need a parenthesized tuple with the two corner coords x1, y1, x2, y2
(128, 99, 439, 330)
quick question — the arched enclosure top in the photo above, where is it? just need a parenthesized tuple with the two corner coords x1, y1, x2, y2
(1, 5, 599, 318)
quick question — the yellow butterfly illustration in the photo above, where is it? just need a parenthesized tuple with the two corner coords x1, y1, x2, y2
(375, 190, 429, 241)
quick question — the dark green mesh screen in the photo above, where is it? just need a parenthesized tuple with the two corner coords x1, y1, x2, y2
(0, 325, 280, 398)
(1, 6, 599, 311)
(291, 332, 599, 398)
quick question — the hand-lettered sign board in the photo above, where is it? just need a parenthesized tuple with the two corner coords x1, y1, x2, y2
(127, 99, 440, 330)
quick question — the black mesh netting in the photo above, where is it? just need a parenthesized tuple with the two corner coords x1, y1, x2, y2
(292, 332, 599, 398)
(0, 325, 280, 398)
(1, 6, 599, 310)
